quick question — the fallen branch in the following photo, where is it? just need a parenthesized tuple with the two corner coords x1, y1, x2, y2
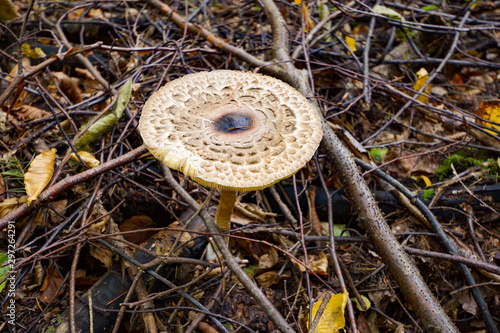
(0, 145, 148, 230)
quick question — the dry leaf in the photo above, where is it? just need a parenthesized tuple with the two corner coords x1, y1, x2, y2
(39, 264, 64, 303)
(7, 57, 30, 80)
(308, 187, 323, 236)
(0, 196, 28, 219)
(46, 199, 68, 225)
(21, 44, 46, 59)
(258, 247, 278, 270)
(89, 243, 113, 268)
(413, 68, 431, 104)
(254, 271, 280, 288)
(293, 0, 314, 31)
(293, 252, 329, 275)
(418, 175, 432, 187)
(476, 99, 500, 135)
(52, 72, 82, 104)
(458, 290, 477, 315)
(119, 215, 157, 244)
(11, 105, 49, 121)
(306, 291, 349, 332)
(69, 151, 100, 168)
(452, 73, 466, 91)
(0, 174, 5, 198)
(385, 149, 439, 177)
(196, 322, 219, 333)
(25, 148, 56, 204)
(75, 67, 103, 94)
(0, 0, 20, 22)
(345, 36, 356, 54)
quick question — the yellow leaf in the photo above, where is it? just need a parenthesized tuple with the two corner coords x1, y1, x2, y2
(293, 0, 314, 32)
(345, 36, 356, 54)
(353, 295, 371, 311)
(306, 291, 348, 332)
(70, 151, 100, 168)
(0, 0, 20, 22)
(476, 99, 500, 135)
(0, 196, 28, 219)
(419, 175, 432, 187)
(21, 44, 46, 59)
(413, 68, 431, 104)
(25, 148, 56, 205)
(7, 57, 31, 80)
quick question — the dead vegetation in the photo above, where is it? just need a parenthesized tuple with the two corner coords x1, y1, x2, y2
(1, 1, 500, 332)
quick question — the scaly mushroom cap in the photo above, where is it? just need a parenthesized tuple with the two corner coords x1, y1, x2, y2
(139, 70, 323, 192)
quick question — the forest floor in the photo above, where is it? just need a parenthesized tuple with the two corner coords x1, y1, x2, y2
(1, 1, 500, 332)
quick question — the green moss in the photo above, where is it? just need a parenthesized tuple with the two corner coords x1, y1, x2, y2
(435, 151, 499, 181)
(422, 188, 435, 201)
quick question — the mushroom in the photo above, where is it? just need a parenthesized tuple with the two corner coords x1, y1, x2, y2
(139, 70, 322, 235)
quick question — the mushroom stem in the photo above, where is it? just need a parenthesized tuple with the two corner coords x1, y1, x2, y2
(215, 189, 237, 233)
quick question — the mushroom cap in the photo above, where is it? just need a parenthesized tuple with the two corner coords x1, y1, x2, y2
(139, 70, 323, 192)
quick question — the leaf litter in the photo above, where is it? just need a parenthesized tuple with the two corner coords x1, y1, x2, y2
(0, 1, 499, 332)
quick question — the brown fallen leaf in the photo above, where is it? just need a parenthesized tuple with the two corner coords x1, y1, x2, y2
(292, 252, 329, 275)
(308, 187, 323, 236)
(255, 271, 280, 288)
(75, 67, 103, 94)
(197, 322, 218, 333)
(119, 215, 157, 244)
(39, 264, 64, 303)
(89, 243, 113, 268)
(0, 196, 28, 219)
(0, 174, 5, 201)
(11, 105, 49, 121)
(52, 72, 82, 104)
(258, 247, 278, 270)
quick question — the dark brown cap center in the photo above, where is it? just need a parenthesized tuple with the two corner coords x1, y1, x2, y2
(215, 112, 254, 133)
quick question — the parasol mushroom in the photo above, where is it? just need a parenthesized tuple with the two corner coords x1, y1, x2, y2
(139, 70, 322, 235)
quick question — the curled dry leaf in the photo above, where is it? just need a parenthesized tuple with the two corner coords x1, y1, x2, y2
(69, 151, 100, 168)
(258, 247, 278, 270)
(89, 243, 113, 268)
(25, 148, 56, 205)
(292, 252, 329, 276)
(21, 44, 46, 59)
(254, 271, 280, 288)
(52, 72, 82, 104)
